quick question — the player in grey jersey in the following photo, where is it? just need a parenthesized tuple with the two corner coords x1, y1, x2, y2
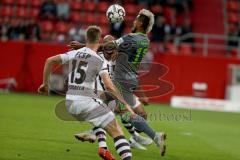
(75, 35, 153, 152)
(69, 9, 167, 156)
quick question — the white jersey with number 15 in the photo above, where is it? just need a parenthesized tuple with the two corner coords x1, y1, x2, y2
(60, 47, 108, 100)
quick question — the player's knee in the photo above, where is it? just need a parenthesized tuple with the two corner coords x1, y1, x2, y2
(133, 106, 148, 120)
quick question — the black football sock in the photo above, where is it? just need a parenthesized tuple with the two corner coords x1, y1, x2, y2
(93, 127, 108, 149)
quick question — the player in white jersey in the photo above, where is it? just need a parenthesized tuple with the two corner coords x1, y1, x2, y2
(38, 26, 133, 160)
(95, 53, 114, 94)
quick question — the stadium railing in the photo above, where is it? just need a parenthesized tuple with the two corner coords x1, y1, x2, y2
(174, 33, 240, 57)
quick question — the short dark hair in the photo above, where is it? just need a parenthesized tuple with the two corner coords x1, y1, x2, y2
(86, 25, 102, 44)
(137, 14, 150, 33)
(103, 35, 114, 43)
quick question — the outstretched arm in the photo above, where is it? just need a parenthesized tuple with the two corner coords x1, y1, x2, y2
(38, 55, 62, 94)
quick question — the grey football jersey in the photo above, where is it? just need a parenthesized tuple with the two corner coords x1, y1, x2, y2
(113, 33, 150, 89)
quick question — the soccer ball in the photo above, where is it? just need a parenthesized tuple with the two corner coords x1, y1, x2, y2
(106, 4, 125, 23)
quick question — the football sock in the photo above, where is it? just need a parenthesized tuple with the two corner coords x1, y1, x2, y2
(93, 127, 108, 149)
(121, 119, 139, 138)
(129, 115, 156, 140)
(114, 135, 132, 160)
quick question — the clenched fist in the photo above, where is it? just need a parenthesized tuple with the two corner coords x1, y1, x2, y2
(38, 84, 49, 95)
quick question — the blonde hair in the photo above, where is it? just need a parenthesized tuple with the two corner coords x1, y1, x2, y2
(138, 9, 155, 33)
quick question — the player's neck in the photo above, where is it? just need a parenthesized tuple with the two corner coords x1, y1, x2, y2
(86, 44, 99, 53)
(135, 29, 146, 34)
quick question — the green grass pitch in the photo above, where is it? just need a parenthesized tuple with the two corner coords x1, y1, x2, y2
(0, 93, 240, 160)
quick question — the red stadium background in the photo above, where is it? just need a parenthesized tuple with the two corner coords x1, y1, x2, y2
(0, 0, 240, 103)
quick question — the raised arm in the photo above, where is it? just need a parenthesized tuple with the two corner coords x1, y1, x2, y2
(38, 55, 62, 94)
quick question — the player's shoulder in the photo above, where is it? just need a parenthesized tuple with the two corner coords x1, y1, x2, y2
(133, 32, 148, 38)
(77, 47, 95, 54)
(133, 33, 150, 44)
(98, 52, 111, 62)
(78, 47, 102, 59)
(94, 52, 104, 62)
(123, 33, 134, 38)
(123, 33, 148, 40)
(127, 33, 144, 36)
(97, 52, 104, 59)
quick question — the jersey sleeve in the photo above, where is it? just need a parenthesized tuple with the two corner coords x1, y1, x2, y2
(114, 34, 131, 47)
(60, 50, 77, 64)
(99, 60, 108, 76)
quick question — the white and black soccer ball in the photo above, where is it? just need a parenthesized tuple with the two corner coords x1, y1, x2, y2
(106, 4, 125, 23)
